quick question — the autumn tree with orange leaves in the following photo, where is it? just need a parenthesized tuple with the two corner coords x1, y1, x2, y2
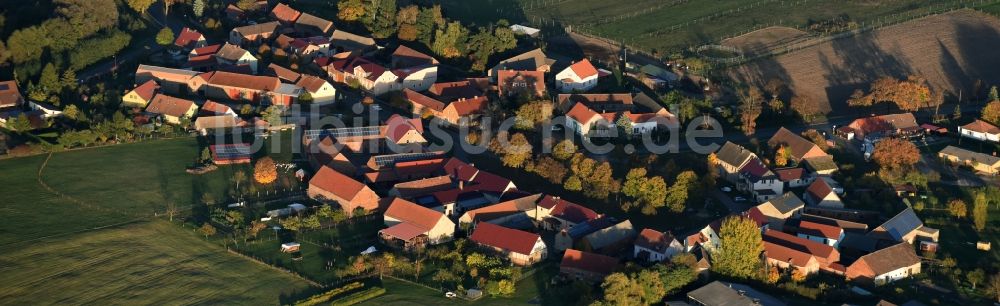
(253, 156, 278, 185)
(871, 138, 920, 172)
(982, 100, 1000, 126)
(738, 87, 765, 135)
(848, 76, 939, 112)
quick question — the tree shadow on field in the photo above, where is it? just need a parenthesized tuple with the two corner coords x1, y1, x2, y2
(952, 17, 1000, 100)
(819, 33, 912, 115)
(935, 39, 973, 101)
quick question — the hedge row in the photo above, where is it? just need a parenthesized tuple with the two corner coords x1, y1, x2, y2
(329, 287, 386, 306)
(293, 282, 365, 306)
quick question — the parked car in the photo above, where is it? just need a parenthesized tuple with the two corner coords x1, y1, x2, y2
(733, 196, 747, 202)
(721, 187, 732, 192)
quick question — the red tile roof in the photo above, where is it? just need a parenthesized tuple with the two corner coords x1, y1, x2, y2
(763, 229, 836, 261)
(497, 70, 546, 95)
(145, 94, 195, 117)
(267, 63, 301, 83)
(383, 114, 424, 142)
(174, 27, 204, 49)
(768, 127, 826, 160)
(449, 97, 488, 116)
(565, 102, 599, 124)
(806, 179, 834, 203)
(190, 44, 222, 56)
(442, 157, 478, 181)
(429, 80, 483, 100)
(392, 45, 439, 67)
(131, 80, 158, 101)
(635, 228, 675, 253)
(384, 198, 445, 230)
(403, 88, 446, 112)
(309, 166, 367, 200)
(775, 168, 806, 181)
(744, 207, 768, 228)
(560, 249, 618, 275)
(206, 71, 281, 91)
(962, 119, 1000, 134)
(568, 59, 598, 79)
(798, 220, 842, 239)
(544, 196, 600, 224)
(295, 75, 329, 93)
(270, 3, 302, 24)
(764, 240, 816, 267)
(470, 222, 541, 255)
(201, 100, 233, 115)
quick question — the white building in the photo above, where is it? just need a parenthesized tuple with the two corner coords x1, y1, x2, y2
(556, 59, 599, 93)
(959, 119, 1000, 143)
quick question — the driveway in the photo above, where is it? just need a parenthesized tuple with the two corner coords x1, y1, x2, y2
(711, 189, 749, 213)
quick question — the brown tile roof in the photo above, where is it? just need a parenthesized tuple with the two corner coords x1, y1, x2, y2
(295, 75, 328, 93)
(429, 80, 484, 101)
(494, 48, 554, 72)
(190, 44, 221, 56)
(962, 119, 1000, 134)
(560, 249, 618, 275)
(470, 222, 541, 255)
(294, 12, 333, 35)
(449, 97, 488, 116)
(635, 228, 674, 253)
(330, 30, 376, 52)
(565, 102, 599, 124)
(174, 27, 204, 49)
(201, 100, 233, 115)
(764, 239, 816, 267)
(403, 88, 446, 112)
(768, 127, 825, 160)
(195, 115, 242, 130)
(391, 175, 454, 198)
(270, 3, 301, 24)
(266, 63, 301, 83)
(384, 198, 445, 230)
(145, 94, 195, 117)
(568, 59, 598, 79)
(542, 196, 600, 224)
(131, 80, 158, 101)
(763, 229, 836, 261)
(206, 71, 281, 91)
(464, 194, 542, 223)
(774, 167, 806, 181)
(939, 145, 1000, 165)
(798, 220, 842, 239)
(851, 242, 920, 276)
(392, 45, 438, 67)
(232, 21, 279, 37)
(216, 43, 251, 62)
(309, 166, 367, 200)
(497, 70, 546, 95)
(380, 222, 428, 240)
(806, 179, 835, 203)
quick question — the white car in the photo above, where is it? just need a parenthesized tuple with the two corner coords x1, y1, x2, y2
(370, 105, 382, 111)
(721, 187, 732, 192)
(445, 292, 457, 298)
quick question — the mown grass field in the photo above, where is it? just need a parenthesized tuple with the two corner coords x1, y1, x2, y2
(0, 220, 312, 305)
(361, 265, 560, 306)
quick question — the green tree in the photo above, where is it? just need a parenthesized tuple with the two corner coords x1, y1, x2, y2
(552, 139, 577, 161)
(415, 5, 443, 45)
(970, 268, 986, 289)
(199, 223, 216, 237)
(260, 105, 283, 125)
(156, 27, 175, 46)
(660, 254, 698, 294)
(585, 162, 618, 200)
(514, 101, 551, 130)
(126, 0, 156, 14)
(711, 216, 764, 279)
(337, 0, 366, 21)
(200, 147, 212, 163)
(948, 199, 968, 219)
(598, 273, 643, 306)
(622, 168, 649, 200)
(990, 86, 999, 102)
(635, 269, 665, 304)
(6, 113, 32, 132)
(974, 192, 989, 232)
(60, 69, 77, 92)
(431, 21, 468, 59)
(985, 100, 1000, 126)
(665, 171, 698, 213)
(62, 104, 79, 120)
(39, 63, 60, 94)
(368, 0, 397, 38)
(501, 133, 533, 168)
(564, 175, 583, 191)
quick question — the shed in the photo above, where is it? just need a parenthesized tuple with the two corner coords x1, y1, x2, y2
(280, 242, 301, 253)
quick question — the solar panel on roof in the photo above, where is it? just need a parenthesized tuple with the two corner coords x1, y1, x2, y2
(372, 152, 441, 167)
(304, 126, 381, 140)
(212, 144, 252, 160)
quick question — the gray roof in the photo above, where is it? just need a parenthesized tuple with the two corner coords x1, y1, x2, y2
(760, 192, 805, 215)
(939, 145, 1000, 165)
(688, 281, 786, 306)
(716, 141, 755, 168)
(216, 43, 250, 62)
(852, 242, 920, 276)
(232, 21, 279, 36)
(803, 155, 838, 172)
(632, 92, 664, 113)
(584, 220, 635, 250)
(330, 30, 376, 52)
(870, 208, 923, 241)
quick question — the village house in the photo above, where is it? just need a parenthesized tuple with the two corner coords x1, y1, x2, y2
(0, 80, 24, 110)
(754, 192, 806, 231)
(560, 93, 678, 137)
(186, 44, 222, 71)
(489, 48, 555, 78)
(224, 4, 244, 21)
(229, 21, 280, 46)
(775, 167, 810, 188)
(633, 228, 683, 262)
(122, 80, 158, 108)
(265, 63, 301, 83)
(200, 71, 301, 106)
(836, 113, 920, 140)
(469, 222, 547, 266)
(290, 36, 332, 59)
(135, 65, 202, 95)
(560, 249, 618, 283)
(458, 193, 544, 228)
(144, 94, 197, 124)
(174, 27, 207, 51)
(294, 12, 334, 36)
(329, 30, 377, 57)
(797, 220, 845, 248)
(380, 198, 455, 251)
(768, 127, 828, 162)
(846, 242, 921, 286)
(805, 178, 844, 208)
(215, 43, 259, 74)
(307, 166, 382, 215)
(194, 115, 244, 135)
(738, 157, 784, 202)
(803, 155, 839, 176)
(763, 229, 841, 276)
(958, 119, 1000, 143)
(578, 219, 635, 255)
(683, 221, 721, 252)
(556, 59, 600, 93)
(295, 75, 337, 105)
(497, 70, 546, 98)
(714, 141, 757, 184)
(535, 195, 601, 231)
(269, 3, 302, 25)
(200, 100, 237, 117)
(391, 45, 439, 92)
(868, 207, 939, 244)
(208, 143, 252, 164)
(938, 145, 1000, 174)
(326, 56, 400, 96)
(403, 88, 488, 126)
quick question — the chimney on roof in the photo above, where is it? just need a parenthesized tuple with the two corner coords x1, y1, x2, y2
(458, 180, 464, 190)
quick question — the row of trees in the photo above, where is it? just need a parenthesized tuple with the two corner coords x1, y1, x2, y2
(337, 1, 519, 70)
(591, 254, 699, 305)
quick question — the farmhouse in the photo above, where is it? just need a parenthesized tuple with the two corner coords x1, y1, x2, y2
(209, 143, 252, 164)
(458, 193, 544, 227)
(846, 242, 921, 286)
(714, 141, 757, 183)
(294, 12, 334, 36)
(755, 192, 806, 231)
(768, 127, 827, 162)
(200, 100, 236, 117)
(837, 113, 920, 140)
(489, 48, 555, 78)
(469, 222, 547, 266)
(144, 94, 197, 124)
(290, 36, 332, 59)
(775, 167, 810, 188)
(803, 155, 839, 176)
(307, 166, 381, 215)
(536, 195, 600, 231)
(0, 80, 24, 110)
(329, 30, 377, 56)
(560, 249, 618, 283)
(738, 157, 783, 202)
(122, 80, 158, 108)
(683, 221, 721, 252)
(295, 75, 337, 105)
(556, 59, 600, 93)
(269, 3, 301, 25)
(868, 207, 938, 244)
(938, 145, 1000, 174)
(194, 115, 244, 135)
(135, 65, 202, 95)
(763, 229, 841, 275)
(958, 119, 1000, 143)
(200, 71, 300, 106)
(578, 219, 635, 255)
(325, 56, 400, 96)
(797, 220, 844, 248)
(804, 178, 844, 208)
(561, 93, 678, 137)
(633, 228, 683, 262)
(215, 43, 258, 74)
(174, 27, 207, 50)
(497, 70, 546, 98)
(229, 21, 279, 46)
(402, 88, 487, 126)
(265, 63, 301, 83)
(380, 198, 455, 250)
